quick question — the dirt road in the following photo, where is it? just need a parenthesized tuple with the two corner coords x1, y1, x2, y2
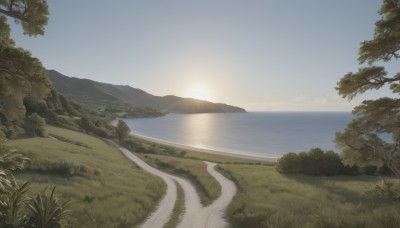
(108, 140, 236, 228)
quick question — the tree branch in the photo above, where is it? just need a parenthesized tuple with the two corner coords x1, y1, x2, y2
(0, 8, 34, 25)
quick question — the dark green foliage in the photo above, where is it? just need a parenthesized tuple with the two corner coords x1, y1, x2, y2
(277, 148, 347, 176)
(24, 113, 46, 137)
(275, 152, 302, 174)
(0, 1, 50, 123)
(116, 120, 130, 141)
(79, 115, 95, 133)
(335, 0, 400, 177)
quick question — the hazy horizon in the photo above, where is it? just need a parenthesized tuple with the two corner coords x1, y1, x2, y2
(9, 1, 395, 111)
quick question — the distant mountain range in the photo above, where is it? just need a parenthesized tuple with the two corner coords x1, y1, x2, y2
(46, 70, 246, 114)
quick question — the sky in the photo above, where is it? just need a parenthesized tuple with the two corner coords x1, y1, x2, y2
(8, 0, 398, 111)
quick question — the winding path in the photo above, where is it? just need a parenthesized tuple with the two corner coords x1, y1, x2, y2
(107, 140, 237, 228)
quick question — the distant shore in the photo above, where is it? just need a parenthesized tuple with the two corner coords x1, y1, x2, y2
(131, 133, 278, 162)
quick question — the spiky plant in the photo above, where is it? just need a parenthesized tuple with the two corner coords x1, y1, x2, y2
(0, 139, 30, 192)
(26, 187, 71, 228)
(0, 182, 31, 227)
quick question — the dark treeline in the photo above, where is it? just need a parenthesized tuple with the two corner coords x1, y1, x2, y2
(276, 148, 392, 176)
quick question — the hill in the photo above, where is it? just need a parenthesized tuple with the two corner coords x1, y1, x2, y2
(46, 70, 246, 114)
(11, 126, 165, 227)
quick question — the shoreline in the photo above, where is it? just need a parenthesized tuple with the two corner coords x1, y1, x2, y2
(113, 118, 277, 162)
(131, 133, 278, 162)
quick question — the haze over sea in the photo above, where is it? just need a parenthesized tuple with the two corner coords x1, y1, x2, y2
(124, 112, 353, 158)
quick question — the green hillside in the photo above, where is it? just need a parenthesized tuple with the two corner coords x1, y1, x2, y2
(10, 126, 165, 228)
(46, 70, 246, 114)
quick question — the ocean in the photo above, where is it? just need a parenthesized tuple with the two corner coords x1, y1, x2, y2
(124, 112, 353, 158)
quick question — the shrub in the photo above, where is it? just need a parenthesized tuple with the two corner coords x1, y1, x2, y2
(275, 152, 302, 174)
(24, 113, 47, 137)
(276, 148, 345, 176)
(52, 160, 80, 176)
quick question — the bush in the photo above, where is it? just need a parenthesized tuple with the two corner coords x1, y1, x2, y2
(52, 160, 81, 176)
(276, 148, 345, 176)
(24, 113, 47, 137)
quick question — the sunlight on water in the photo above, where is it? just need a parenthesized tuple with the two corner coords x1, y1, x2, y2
(182, 114, 215, 148)
(125, 112, 353, 158)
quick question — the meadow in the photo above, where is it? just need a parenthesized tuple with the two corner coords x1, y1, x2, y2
(8, 126, 400, 228)
(10, 126, 165, 228)
(135, 138, 400, 228)
(220, 164, 400, 228)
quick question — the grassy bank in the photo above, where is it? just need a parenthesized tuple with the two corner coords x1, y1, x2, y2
(219, 164, 400, 228)
(164, 181, 184, 228)
(133, 137, 400, 228)
(141, 154, 221, 205)
(128, 137, 270, 206)
(10, 126, 165, 228)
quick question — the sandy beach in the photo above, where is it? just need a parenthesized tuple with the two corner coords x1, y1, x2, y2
(132, 133, 278, 162)
(111, 118, 277, 162)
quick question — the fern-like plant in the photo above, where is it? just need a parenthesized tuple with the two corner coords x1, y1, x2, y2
(26, 187, 71, 228)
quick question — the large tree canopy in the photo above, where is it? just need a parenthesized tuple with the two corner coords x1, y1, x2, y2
(0, 0, 48, 36)
(335, 0, 400, 177)
(0, 0, 50, 123)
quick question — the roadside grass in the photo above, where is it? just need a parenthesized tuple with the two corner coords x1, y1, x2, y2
(136, 137, 273, 164)
(219, 164, 400, 228)
(10, 126, 165, 228)
(141, 154, 221, 205)
(164, 181, 184, 228)
(133, 137, 400, 227)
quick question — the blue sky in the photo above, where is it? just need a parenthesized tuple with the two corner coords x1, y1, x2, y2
(8, 0, 395, 111)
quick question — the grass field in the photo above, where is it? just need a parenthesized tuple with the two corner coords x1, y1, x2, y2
(219, 164, 400, 228)
(9, 126, 400, 228)
(10, 126, 165, 228)
(135, 137, 400, 228)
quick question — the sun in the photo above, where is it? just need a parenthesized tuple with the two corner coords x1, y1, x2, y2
(185, 85, 212, 101)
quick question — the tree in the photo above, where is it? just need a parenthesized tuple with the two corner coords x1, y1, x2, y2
(0, 0, 50, 122)
(24, 113, 46, 137)
(335, 0, 400, 177)
(116, 120, 130, 141)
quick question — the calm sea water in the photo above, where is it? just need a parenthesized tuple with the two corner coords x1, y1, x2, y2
(124, 112, 353, 158)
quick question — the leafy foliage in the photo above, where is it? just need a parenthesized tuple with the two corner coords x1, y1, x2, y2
(335, 0, 400, 177)
(0, 0, 49, 36)
(0, 0, 50, 128)
(276, 148, 346, 176)
(0, 139, 29, 192)
(116, 119, 130, 141)
(26, 187, 71, 228)
(24, 113, 47, 137)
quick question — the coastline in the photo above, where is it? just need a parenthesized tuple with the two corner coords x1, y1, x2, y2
(112, 117, 277, 162)
(131, 133, 278, 162)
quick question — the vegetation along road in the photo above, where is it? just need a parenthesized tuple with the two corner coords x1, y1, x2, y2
(107, 140, 237, 228)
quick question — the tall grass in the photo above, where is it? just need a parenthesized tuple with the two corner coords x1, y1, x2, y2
(219, 164, 400, 228)
(10, 126, 165, 227)
(142, 154, 221, 205)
